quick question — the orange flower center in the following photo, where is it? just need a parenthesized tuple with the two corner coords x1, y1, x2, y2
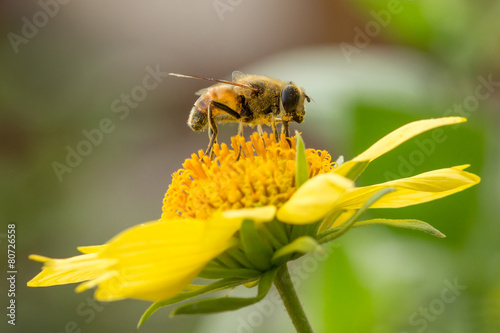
(161, 133, 337, 220)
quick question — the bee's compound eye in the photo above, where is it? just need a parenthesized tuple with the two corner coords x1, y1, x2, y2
(281, 84, 300, 114)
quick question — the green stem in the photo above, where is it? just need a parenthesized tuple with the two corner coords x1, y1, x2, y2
(274, 264, 314, 333)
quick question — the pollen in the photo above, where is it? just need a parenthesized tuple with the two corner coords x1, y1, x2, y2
(161, 133, 337, 220)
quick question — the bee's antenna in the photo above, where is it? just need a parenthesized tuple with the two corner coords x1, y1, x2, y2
(170, 73, 259, 92)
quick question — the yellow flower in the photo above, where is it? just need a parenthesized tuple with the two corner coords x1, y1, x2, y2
(28, 117, 480, 319)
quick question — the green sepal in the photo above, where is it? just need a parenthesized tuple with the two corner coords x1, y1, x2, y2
(295, 131, 309, 188)
(240, 219, 273, 270)
(224, 247, 257, 269)
(352, 218, 446, 238)
(197, 267, 262, 279)
(263, 219, 289, 245)
(138, 277, 248, 327)
(261, 225, 284, 249)
(318, 210, 343, 233)
(318, 187, 396, 244)
(290, 221, 320, 241)
(271, 236, 321, 265)
(334, 160, 370, 181)
(171, 268, 278, 316)
(214, 252, 244, 268)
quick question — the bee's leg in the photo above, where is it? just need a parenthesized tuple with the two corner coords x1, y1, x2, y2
(238, 120, 244, 137)
(257, 124, 263, 136)
(204, 101, 242, 159)
(205, 103, 218, 159)
(281, 121, 292, 147)
(256, 124, 267, 150)
(212, 101, 241, 119)
(207, 101, 242, 159)
(236, 120, 243, 161)
(282, 121, 290, 138)
(271, 115, 278, 142)
(257, 124, 268, 152)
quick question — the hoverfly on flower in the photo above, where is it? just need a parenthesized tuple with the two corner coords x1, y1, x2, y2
(170, 71, 310, 158)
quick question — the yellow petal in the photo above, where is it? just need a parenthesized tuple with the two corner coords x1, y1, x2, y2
(335, 117, 466, 180)
(277, 173, 354, 224)
(27, 253, 114, 287)
(335, 165, 480, 210)
(94, 218, 240, 301)
(77, 245, 107, 254)
(29, 217, 241, 302)
(221, 205, 277, 223)
(330, 209, 357, 228)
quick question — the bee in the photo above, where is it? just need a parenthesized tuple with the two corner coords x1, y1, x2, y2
(170, 71, 310, 158)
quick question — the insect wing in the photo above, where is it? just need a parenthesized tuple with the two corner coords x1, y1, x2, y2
(232, 71, 247, 82)
(195, 88, 208, 96)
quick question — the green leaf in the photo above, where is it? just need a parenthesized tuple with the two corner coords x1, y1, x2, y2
(271, 236, 321, 265)
(240, 220, 273, 270)
(172, 268, 278, 315)
(138, 277, 248, 327)
(353, 218, 446, 238)
(295, 131, 309, 188)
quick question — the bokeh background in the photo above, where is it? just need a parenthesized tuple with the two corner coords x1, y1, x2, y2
(1, 0, 499, 332)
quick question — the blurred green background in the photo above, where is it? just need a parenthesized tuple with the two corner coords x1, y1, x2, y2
(1, 1, 499, 332)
